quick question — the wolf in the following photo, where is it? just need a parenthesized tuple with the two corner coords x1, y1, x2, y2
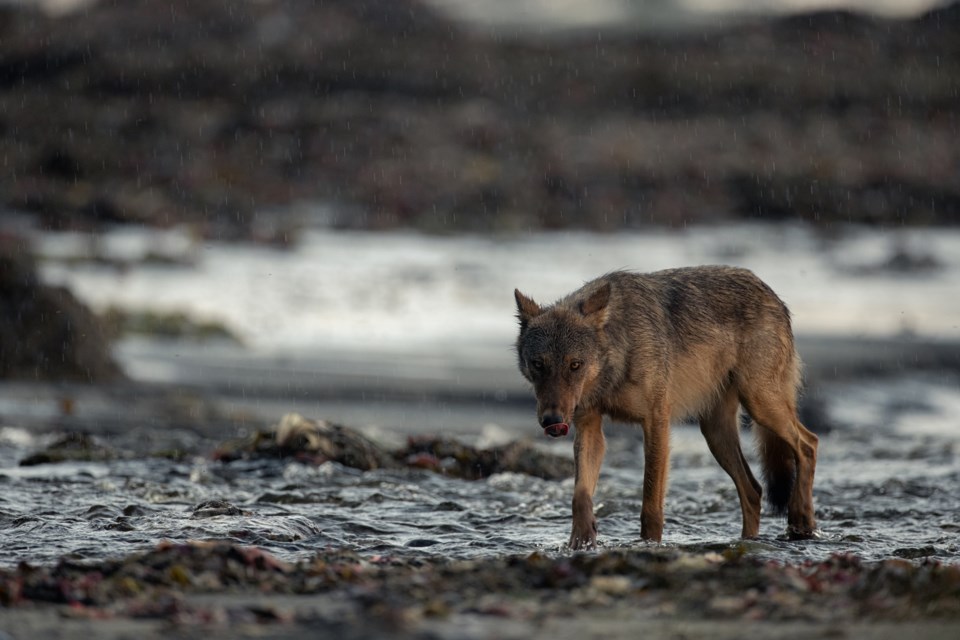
(514, 267, 818, 549)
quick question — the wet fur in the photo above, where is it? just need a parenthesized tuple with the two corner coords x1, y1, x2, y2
(515, 267, 818, 548)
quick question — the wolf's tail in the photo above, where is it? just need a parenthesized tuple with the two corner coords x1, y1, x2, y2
(755, 427, 796, 515)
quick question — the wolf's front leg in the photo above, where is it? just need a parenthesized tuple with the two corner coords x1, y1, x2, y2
(640, 411, 671, 542)
(570, 411, 605, 550)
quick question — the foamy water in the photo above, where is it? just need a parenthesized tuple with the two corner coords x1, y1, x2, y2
(34, 224, 960, 359)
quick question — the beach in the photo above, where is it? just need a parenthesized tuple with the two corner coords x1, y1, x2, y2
(3, 0, 960, 636)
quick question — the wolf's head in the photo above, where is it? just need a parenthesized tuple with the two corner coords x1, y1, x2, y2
(514, 283, 611, 436)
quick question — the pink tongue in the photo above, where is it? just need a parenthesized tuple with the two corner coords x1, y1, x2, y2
(543, 423, 569, 438)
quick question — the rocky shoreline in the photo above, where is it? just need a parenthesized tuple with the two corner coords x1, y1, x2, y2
(2, 0, 959, 238)
(3, 374, 959, 638)
(2, 540, 959, 639)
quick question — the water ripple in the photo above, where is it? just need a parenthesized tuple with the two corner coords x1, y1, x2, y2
(3, 377, 960, 567)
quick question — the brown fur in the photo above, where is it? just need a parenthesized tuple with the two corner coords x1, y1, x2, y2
(514, 267, 818, 548)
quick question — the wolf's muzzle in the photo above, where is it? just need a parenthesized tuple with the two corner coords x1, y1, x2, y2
(541, 414, 570, 437)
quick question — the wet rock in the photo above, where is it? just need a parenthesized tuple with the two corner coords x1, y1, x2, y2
(397, 436, 574, 481)
(891, 546, 939, 560)
(191, 500, 247, 518)
(19, 432, 118, 466)
(0, 239, 122, 382)
(212, 413, 397, 470)
(212, 413, 574, 481)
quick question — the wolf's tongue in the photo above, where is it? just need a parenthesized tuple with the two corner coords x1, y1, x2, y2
(543, 423, 569, 438)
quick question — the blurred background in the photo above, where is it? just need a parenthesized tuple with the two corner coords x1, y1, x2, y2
(2, 0, 960, 572)
(1, 0, 959, 432)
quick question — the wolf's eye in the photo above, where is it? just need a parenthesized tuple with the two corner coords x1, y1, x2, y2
(532, 360, 544, 371)
(570, 361, 582, 371)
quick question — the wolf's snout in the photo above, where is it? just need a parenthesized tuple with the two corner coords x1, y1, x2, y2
(540, 414, 569, 438)
(540, 414, 565, 428)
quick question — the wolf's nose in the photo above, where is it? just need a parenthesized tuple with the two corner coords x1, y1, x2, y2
(540, 414, 564, 428)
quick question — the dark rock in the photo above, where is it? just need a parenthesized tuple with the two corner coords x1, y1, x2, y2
(191, 500, 246, 518)
(0, 239, 122, 382)
(398, 435, 574, 481)
(213, 413, 574, 481)
(19, 432, 117, 466)
(212, 413, 398, 470)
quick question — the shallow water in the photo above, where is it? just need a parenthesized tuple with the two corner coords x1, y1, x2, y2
(4, 223, 959, 567)
(2, 373, 957, 568)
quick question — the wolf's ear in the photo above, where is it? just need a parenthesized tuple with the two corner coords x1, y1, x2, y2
(579, 283, 611, 327)
(514, 289, 542, 328)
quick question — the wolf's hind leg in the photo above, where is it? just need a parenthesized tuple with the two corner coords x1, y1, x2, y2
(570, 410, 605, 550)
(737, 335, 817, 538)
(699, 384, 762, 538)
(741, 391, 818, 538)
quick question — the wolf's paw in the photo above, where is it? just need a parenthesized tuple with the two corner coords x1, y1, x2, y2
(569, 518, 598, 550)
(785, 525, 822, 540)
